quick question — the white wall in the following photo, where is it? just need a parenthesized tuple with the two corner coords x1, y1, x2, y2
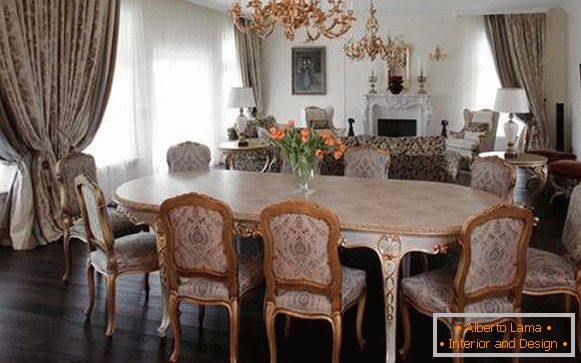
(263, 15, 499, 135)
(567, 2, 581, 154)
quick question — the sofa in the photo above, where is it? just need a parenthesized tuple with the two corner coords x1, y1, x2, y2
(270, 135, 460, 183)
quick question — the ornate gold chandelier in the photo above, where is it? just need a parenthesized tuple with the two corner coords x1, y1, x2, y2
(343, 2, 408, 65)
(230, 0, 356, 42)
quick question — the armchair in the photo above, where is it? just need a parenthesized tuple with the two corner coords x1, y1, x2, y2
(303, 106, 347, 137)
(446, 109, 500, 158)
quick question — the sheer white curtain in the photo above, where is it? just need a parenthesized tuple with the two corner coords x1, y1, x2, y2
(87, 0, 240, 199)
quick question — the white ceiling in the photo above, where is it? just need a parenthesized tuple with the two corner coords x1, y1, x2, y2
(189, 0, 569, 16)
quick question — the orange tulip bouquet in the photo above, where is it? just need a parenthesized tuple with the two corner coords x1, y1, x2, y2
(268, 120, 346, 194)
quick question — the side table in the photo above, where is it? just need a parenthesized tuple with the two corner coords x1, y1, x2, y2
(218, 139, 273, 173)
(479, 151, 548, 208)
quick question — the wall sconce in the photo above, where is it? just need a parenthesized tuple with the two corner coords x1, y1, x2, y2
(429, 44, 447, 61)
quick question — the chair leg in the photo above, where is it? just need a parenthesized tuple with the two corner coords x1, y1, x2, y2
(512, 318, 522, 363)
(264, 302, 277, 363)
(451, 319, 464, 363)
(198, 305, 206, 328)
(62, 232, 72, 282)
(355, 291, 367, 350)
(228, 300, 240, 363)
(398, 297, 412, 361)
(105, 274, 117, 337)
(84, 260, 95, 316)
(330, 314, 342, 363)
(144, 273, 150, 295)
(564, 294, 572, 313)
(169, 296, 182, 363)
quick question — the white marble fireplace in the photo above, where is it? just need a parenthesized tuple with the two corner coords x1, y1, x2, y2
(362, 94, 433, 136)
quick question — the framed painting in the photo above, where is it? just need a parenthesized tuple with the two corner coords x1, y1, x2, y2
(292, 47, 326, 95)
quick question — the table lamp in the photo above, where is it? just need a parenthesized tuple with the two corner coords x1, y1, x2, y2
(228, 87, 256, 146)
(494, 88, 529, 159)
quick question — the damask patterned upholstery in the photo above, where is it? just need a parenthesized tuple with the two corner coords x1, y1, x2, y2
(268, 213, 333, 286)
(168, 205, 228, 272)
(446, 109, 500, 157)
(344, 148, 390, 179)
(274, 266, 365, 315)
(56, 152, 98, 217)
(57, 153, 143, 281)
(303, 106, 347, 137)
(463, 218, 524, 294)
(471, 157, 515, 201)
(178, 257, 263, 300)
(525, 248, 576, 290)
(401, 268, 514, 323)
(166, 141, 211, 173)
(79, 183, 110, 244)
(71, 206, 141, 239)
(90, 232, 159, 272)
(315, 135, 459, 183)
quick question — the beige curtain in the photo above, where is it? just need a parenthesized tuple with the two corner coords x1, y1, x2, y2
(234, 22, 264, 116)
(0, 0, 119, 249)
(485, 13, 551, 150)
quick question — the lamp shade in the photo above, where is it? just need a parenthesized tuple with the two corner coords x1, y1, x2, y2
(494, 88, 529, 113)
(227, 87, 256, 108)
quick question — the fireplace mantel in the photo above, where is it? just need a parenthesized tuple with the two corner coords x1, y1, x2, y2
(362, 94, 432, 136)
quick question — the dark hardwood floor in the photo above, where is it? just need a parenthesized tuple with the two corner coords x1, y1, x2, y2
(0, 193, 577, 362)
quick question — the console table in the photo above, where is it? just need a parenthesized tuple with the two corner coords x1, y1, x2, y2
(218, 139, 272, 172)
(113, 169, 501, 363)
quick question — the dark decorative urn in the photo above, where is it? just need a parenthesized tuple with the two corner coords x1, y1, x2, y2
(388, 76, 404, 95)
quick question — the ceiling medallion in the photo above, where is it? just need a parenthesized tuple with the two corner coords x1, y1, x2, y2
(230, 0, 356, 42)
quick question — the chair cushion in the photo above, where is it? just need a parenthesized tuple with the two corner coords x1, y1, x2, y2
(401, 268, 515, 323)
(446, 138, 480, 152)
(549, 160, 581, 179)
(178, 257, 263, 301)
(71, 207, 143, 240)
(273, 266, 365, 316)
(524, 247, 576, 292)
(90, 232, 159, 272)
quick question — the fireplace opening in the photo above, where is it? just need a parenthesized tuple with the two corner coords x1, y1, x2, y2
(377, 119, 416, 137)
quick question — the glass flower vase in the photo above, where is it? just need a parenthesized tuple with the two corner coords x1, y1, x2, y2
(291, 159, 315, 195)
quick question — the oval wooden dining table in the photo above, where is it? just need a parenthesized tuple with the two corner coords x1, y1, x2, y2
(113, 169, 502, 363)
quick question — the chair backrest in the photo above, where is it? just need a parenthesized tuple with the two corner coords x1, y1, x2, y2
(259, 200, 342, 311)
(158, 193, 237, 296)
(304, 106, 334, 130)
(453, 204, 533, 312)
(471, 156, 516, 202)
(55, 152, 98, 219)
(74, 175, 114, 258)
(166, 141, 211, 173)
(463, 109, 500, 151)
(344, 147, 390, 179)
(563, 185, 581, 265)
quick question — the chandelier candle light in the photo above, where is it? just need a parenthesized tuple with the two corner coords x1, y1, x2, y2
(267, 121, 346, 195)
(494, 88, 529, 159)
(230, 0, 356, 42)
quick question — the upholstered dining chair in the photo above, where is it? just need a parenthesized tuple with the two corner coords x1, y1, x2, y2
(259, 200, 367, 363)
(471, 156, 516, 202)
(166, 141, 211, 173)
(399, 204, 533, 362)
(55, 152, 145, 281)
(343, 147, 390, 179)
(75, 175, 159, 337)
(158, 193, 263, 363)
(524, 184, 581, 351)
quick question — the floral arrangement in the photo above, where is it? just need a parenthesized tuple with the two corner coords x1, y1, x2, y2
(268, 120, 345, 193)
